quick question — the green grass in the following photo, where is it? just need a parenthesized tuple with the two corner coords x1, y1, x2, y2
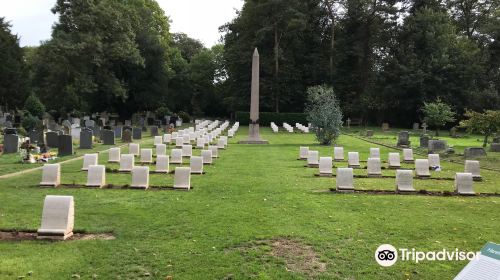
(0, 127, 499, 279)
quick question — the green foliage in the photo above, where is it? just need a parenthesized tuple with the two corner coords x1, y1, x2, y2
(235, 112, 307, 126)
(21, 113, 42, 132)
(177, 111, 191, 123)
(23, 94, 45, 119)
(305, 85, 343, 145)
(460, 110, 500, 147)
(422, 99, 456, 136)
(155, 106, 172, 118)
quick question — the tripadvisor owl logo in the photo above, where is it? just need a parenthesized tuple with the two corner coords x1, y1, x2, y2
(375, 244, 398, 267)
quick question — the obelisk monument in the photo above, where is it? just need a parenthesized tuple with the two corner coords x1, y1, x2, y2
(239, 48, 268, 144)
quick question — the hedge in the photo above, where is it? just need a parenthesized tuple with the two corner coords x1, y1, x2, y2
(235, 112, 308, 126)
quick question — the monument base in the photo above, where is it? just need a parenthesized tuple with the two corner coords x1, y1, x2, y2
(239, 124, 269, 144)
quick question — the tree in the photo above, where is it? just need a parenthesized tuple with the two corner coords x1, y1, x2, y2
(306, 85, 343, 145)
(460, 110, 500, 147)
(422, 99, 456, 136)
(23, 93, 45, 119)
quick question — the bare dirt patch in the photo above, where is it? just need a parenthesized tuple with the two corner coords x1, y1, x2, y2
(0, 231, 115, 241)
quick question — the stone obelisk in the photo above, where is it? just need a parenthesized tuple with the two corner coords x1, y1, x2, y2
(239, 48, 268, 144)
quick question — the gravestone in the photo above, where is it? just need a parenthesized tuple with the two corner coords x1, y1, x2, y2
(367, 158, 382, 177)
(382, 123, 389, 131)
(129, 143, 140, 156)
(131, 166, 149, 190)
(114, 126, 122, 139)
(119, 154, 135, 172)
(307, 150, 319, 167)
(397, 131, 411, 147)
(86, 165, 106, 188)
(156, 144, 167, 157)
(101, 129, 115, 145)
(201, 150, 213, 165)
(190, 156, 204, 174)
(80, 129, 93, 149)
(46, 131, 60, 148)
(319, 157, 333, 176)
(29, 129, 44, 145)
(450, 127, 457, 138)
(336, 168, 354, 192)
(403, 149, 414, 163)
(171, 149, 183, 164)
(421, 123, 428, 134)
(140, 149, 153, 163)
(164, 134, 172, 144)
(492, 136, 500, 143)
(3, 134, 19, 154)
(197, 138, 206, 149)
(415, 159, 431, 178)
(155, 155, 170, 173)
(154, 136, 163, 146)
(413, 123, 419, 130)
(182, 145, 193, 157)
(82, 153, 98, 171)
(464, 147, 487, 159)
(132, 128, 142, 140)
(428, 140, 448, 153)
(465, 160, 481, 181)
(125, 120, 132, 126)
(455, 173, 475, 195)
(150, 126, 159, 137)
(428, 154, 441, 168)
(175, 137, 184, 147)
(490, 143, 500, 153)
(209, 145, 219, 158)
(334, 147, 344, 161)
(366, 130, 374, 137)
(348, 152, 360, 168)
(91, 126, 101, 140)
(299, 147, 309, 160)
(37, 195, 74, 240)
(85, 119, 95, 127)
(369, 148, 380, 159)
(174, 167, 191, 190)
(420, 135, 430, 148)
(58, 135, 73, 156)
(217, 139, 226, 150)
(40, 164, 61, 187)
(388, 153, 401, 169)
(122, 129, 132, 143)
(108, 147, 121, 163)
(4, 127, 17, 134)
(396, 170, 415, 192)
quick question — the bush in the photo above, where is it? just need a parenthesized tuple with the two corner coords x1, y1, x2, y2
(24, 94, 46, 119)
(156, 106, 172, 118)
(22, 113, 42, 132)
(178, 111, 191, 123)
(422, 98, 455, 136)
(305, 85, 343, 145)
(235, 112, 308, 126)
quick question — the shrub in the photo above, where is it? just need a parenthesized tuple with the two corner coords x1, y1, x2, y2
(422, 98, 455, 136)
(305, 85, 343, 145)
(178, 111, 191, 123)
(23, 93, 45, 119)
(156, 106, 172, 118)
(22, 113, 42, 132)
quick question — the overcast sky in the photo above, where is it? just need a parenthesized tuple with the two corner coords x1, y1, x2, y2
(0, 0, 244, 47)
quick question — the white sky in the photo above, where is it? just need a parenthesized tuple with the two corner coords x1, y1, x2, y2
(0, 0, 244, 47)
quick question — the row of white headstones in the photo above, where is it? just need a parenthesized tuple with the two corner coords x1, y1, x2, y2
(271, 122, 310, 133)
(36, 121, 240, 240)
(299, 146, 481, 195)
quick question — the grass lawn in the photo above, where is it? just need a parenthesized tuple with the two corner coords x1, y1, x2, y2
(0, 127, 499, 279)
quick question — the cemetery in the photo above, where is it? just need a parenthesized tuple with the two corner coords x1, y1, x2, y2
(1, 0, 500, 279)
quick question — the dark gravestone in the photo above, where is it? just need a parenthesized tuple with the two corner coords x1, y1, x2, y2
(420, 135, 430, 148)
(46, 131, 59, 148)
(85, 119, 95, 127)
(397, 131, 411, 147)
(3, 134, 19, 154)
(491, 143, 500, 153)
(428, 140, 448, 153)
(101, 129, 115, 145)
(150, 126, 159, 137)
(413, 123, 419, 130)
(58, 135, 74, 156)
(92, 126, 101, 140)
(133, 128, 142, 140)
(493, 137, 500, 144)
(114, 126, 122, 139)
(29, 130, 44, 145)
(80, 129, 93, 149)
(366, 130, 374, 137)
(122, 129, 132, 143)
(4, 127, 17, 135)
(464, 147, 487, 159)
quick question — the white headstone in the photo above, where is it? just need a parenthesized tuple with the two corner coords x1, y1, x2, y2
(140, 149, 153, 163)
(190, 156, 204, 174)
(129, 143, 140, 156)
(154, 136, 163, 146)
(336, 168, 354, 192)
(196, 138, 205, 149)
(171, 149, 183, 164)
(86, 165, 106, 188)
(307, 150, 319, 167)
(396, 170, 415, 192)
(209, 145, 218, 158)
(217, 138, 226, 150)
(156, 144, 167, 157)
(155, 155, 170, 173)
(175, 137, 184, 147)
(403, 149, 414, 162)
(40, 164, 61, 187)
(319, 157, 333, 176)
(131, 166, 149, 189)
(388, 153, 401, 169)
(173, 167, 191, 190)
(455, 173, 475, 195)
(183, 135, 191, 145)
(82, 153, 98, 171)
(37, 195, 74, 240)
(201, 150, 213, 164)
(348, 152, 360, 168)
(428, 154, 441, 168)
(369, 148, 380, 159)
(334, 147, 344, 161)
(163, 134, 172, 144)
(464, 160, 481, 180)
(182, 145, 193, 157)
(367, 158, 382, 177)
(119, 154, 135, 172)
(108, 147, 121, 163)
(299, 147, 309, 160)
(415, 159, 431, 178)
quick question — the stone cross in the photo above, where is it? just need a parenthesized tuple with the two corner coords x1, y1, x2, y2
(239, 48, 268, 144)
(422, 123, 428, 135)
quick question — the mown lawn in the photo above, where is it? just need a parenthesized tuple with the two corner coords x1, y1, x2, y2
(0, 127, 499, 279)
